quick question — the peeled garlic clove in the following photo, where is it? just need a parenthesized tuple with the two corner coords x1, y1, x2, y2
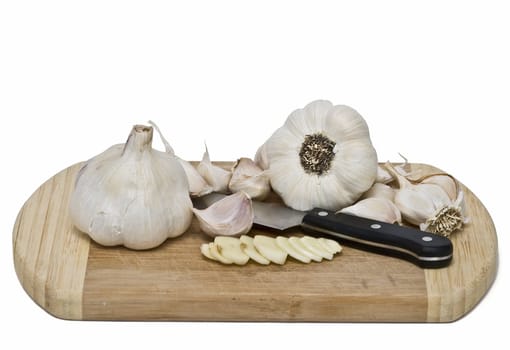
(360, 182, 395, 201)
(253, 235, 287, 265)
(197, 144, 232, 193)
(288, 237, 322, 262)
(240, 235, 270, 265)
(338, 197, 402, 225)
(214, 236, 250, 265)
(192, 191, 254, 237)
(275, 236, 311, 263)
(228, 158, 271, 200)
(419, 173, 458, 201)
(300, 236, 333, 260)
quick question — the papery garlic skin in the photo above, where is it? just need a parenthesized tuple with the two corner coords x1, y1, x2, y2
(228, 158, 271, 200)
(177, 158, 213, 197)
(259, 100, 378, 211)
(360, 183, 395, 201)
(192, 191, 254, 237)
(70, 125, 193, 250)
(339, 197, 402, 224)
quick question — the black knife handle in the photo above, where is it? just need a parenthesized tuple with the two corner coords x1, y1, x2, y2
(301, 208, 453, 268)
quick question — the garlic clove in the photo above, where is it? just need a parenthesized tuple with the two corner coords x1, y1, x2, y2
(228, 158, 271, 200)
(197, 144, 232, 193)
(275, 236, 311, 263)
(192, 191, 254, 237)
(300, 236, 333, 260)
(288, 236, 322, 262)
(177, 157, 213, 197)
(214, 236, 250, 265)
(253, 235, 287, 265)
(318, 238, 342, 255)
(338, 197, 402, 225)
(360, 182, 395, 201)
(240, 235, 270, 265)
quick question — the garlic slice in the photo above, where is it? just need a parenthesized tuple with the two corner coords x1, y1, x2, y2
(192, 191, 254, 237)
(318, 238, 342, 255)
(208, 242, 233, 264)
(229, 158, 271, 200)
(200, 243, 216, 261)
(240, 235, 270, 265)
(253, 235, 287, 265)
(288, 236, 322, 262)
(338, 197, 402, 225)
(214, 236, 250, 265)
(275, 236, 311, 263)
(197, 144, 232, 193)
(300, 236, 333, 260)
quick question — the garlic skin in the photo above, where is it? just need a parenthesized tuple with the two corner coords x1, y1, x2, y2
(338, 197, 402, 224)
(418, 173, 458, 201)
(385, 163, 467, 236)
(228, 158, 271, 200)
(192, 191, 254, 237)
(70, 125, 193, 250)
(197, 145, 232, 193)
(259, 100, 378, 211)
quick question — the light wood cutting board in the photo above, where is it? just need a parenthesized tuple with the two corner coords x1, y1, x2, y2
(12, 162, 498, 322)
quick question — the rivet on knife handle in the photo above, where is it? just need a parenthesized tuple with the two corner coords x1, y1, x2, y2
(300, 208, 453, 268)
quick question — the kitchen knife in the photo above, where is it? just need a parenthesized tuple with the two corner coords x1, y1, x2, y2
(193, 193, 453, 268)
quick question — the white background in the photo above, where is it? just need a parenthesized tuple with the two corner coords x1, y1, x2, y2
(1, 0, 508, 349)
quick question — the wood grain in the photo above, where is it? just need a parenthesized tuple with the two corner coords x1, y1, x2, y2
(12, 162, 498, 322)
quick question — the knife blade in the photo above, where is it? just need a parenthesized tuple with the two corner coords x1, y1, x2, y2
(193, 193, 453, 268)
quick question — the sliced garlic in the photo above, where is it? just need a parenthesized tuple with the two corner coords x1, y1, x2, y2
(208, 242, 233, 264)
(197, 144, 232, 193)
(318, 238, 342, 255)
(338, 197, 402, 225)
(200, 243, 216, 261)
(192, 191, 254, 237)
(275, 236, 311, 263)
(214, 236, 250, 265)
(300, 236, 333, 260)
(253, 235, 287, 265)
(228, 158, 271, 200)
(288, 236, 322, 262)
(240, 235, 270, 265)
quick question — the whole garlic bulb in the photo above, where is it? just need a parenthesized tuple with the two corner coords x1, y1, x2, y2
(257, 100, 378, 211)
(69, 124, 193, 250)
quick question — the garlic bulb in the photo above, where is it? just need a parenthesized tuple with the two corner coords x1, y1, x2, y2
(228, 158, 271, 200)
(257, 100, 378, 211)
(385, 163, 467, 236)
(70, 124, 193, 250)
(197, 145, 232, 193)
(192, 191, 254, 237)
(418, 173, 458, 201)
(338, 197, 402, 224)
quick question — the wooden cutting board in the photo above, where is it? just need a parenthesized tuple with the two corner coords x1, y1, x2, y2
(12, 162, 498, 322)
